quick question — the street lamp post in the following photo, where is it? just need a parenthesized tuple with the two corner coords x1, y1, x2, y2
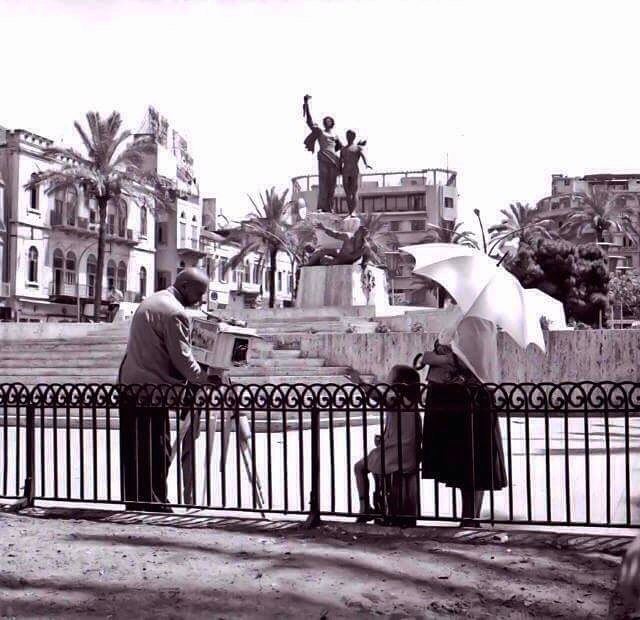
(75, 239, 111, 322)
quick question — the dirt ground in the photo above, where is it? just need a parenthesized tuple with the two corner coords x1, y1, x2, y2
(0, 508, 635, 619)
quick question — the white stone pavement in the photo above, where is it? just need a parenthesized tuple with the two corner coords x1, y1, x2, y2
(2, 415, 640, 526)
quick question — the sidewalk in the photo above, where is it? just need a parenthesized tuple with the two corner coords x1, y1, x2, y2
(0, 506, 634, 618)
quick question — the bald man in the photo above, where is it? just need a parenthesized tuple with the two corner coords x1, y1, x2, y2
(118, 268, 210, 512)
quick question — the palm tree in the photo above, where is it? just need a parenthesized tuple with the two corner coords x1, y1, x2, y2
(225, 187, 296, 308)
(423, 220, 479, 249)
(488, 202, 553, 250)
(356, 212, 399, 266)
(25, 111, 168, 320)
(560, 187, 636, 243)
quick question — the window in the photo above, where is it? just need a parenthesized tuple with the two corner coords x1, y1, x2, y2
(191, 225, 198, 249)
(157, 222, 167, 246)
(205, 257, 215, 279)
(277, 271, 283, 292)
(106, 260, 116, 291)
(232, 269, 236, 283)
(140, 206, 147, 237)
(244, 262, 251, 282)
(117, 200, 127, 237)
(180, 222, 187, 247)
(373, 197, 385, 212)
(29, 175, 39, 211)
(53, 249, 64, 293)
(409, 194, 425, 211)
(362, 197, 375, 212)
(218, 257, 228, 282)
(288, 273, 294, 293)
(27, 247, 38, 283)
(139, 267, 147, 298)
(389, 220, 401, 232)
(117, 261, 127, 292)
(107, 214, 115, 235)
(157, 271, 170, 291)
(86, 254, 97, 297)
(411, 220, 426, 231)
(444, 197, 454, 210)
(253, 263, 261, 284)
(89, 206, 96, 224)
(65, 251, 76, 285)
(66, 199, 76, 226)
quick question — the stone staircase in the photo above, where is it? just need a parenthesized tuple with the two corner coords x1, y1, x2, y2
(0, 313, 376, 388)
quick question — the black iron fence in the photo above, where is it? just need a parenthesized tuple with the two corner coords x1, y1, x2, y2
(1, 382, 640, 528)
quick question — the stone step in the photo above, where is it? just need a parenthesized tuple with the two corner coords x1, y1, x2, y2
(0, 366, 120, 376)
(245, 357, 324, 368)
(248, 348, 300, 360)
(0, 352, 124, 365)
(231, 374, 367, 385)
(0, 341, 127, 353)
(230, 365, 348, 377)
(247, 315, 344, 326)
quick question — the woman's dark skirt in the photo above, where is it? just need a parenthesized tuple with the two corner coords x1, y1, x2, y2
(422, 382, 507, 491)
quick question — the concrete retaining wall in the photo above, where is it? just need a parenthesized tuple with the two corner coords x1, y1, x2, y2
(299, 330, 640, 383)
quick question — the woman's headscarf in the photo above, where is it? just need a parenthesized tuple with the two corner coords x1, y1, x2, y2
(440, 316, 499, 384)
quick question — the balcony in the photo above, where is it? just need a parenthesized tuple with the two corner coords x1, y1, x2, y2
(107, 228, 139, 246)
(292, 168, 457, 193)
(49, 281, 140, 302)
(50, 211, 98, 238)
(177, 238, 207, 259)
(49, 281, 108, 301)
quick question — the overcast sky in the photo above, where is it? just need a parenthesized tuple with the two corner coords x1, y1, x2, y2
(1, 0, 638, 233)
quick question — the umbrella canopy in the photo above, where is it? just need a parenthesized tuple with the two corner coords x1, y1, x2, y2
(523, 289, 567, 330)
(401, 243, 546, 352)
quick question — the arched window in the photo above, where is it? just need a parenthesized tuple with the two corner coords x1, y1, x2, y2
(117, 200, 127, 237)
(140, 206, 148, 237)
(106, 259, 116, 291)
(86, 254, 97, 298)
(28, 246, 39, 283)
(65, 251, 76, 285)
(139, 266, 147, 298)
(117, 261, 127, 292)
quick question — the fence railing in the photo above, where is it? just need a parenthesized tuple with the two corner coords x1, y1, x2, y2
(2, 382, 640, 528)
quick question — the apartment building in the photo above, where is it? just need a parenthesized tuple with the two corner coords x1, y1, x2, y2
(537, 173, 640, 273)
(199, 199, 293, 310)
(0, 126, 155, 322)
(292, 168, 458, 304)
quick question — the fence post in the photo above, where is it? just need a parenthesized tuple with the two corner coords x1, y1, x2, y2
(9, 403, 36, 512)
(304, 405, 321, 528)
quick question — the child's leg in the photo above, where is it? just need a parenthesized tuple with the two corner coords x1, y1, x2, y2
(354, 458, 373, 513)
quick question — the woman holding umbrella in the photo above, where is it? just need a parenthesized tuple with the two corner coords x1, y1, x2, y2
(419, 316, 507, 526)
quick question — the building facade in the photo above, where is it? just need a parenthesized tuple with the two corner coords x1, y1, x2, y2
(292, 168, 458, 304)
(536, 173, 640, 273)
(0, 127, 155, 322)
(0, 111, 294, 322)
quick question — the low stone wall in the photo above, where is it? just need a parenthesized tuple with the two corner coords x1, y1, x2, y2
(299, 330, 640, 383)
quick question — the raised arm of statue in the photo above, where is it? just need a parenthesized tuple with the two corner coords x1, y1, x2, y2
(303, 95, 316, 130)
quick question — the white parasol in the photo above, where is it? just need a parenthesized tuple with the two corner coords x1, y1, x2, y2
(401, 243, 546, 352)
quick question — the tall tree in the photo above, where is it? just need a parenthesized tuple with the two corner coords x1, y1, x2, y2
(488, 202, 553, 249)
(225, 187, 296, 308)
(26, 111, 169, 320)
(560, 187, 635, 243)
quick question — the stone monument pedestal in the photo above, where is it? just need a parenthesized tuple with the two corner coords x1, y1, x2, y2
(296, 263, 391, 311)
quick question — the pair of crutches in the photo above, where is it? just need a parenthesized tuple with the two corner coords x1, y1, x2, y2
(170, 404, 266, 514)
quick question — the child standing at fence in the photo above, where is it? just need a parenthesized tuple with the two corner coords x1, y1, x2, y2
(354, 365, 422, 522)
